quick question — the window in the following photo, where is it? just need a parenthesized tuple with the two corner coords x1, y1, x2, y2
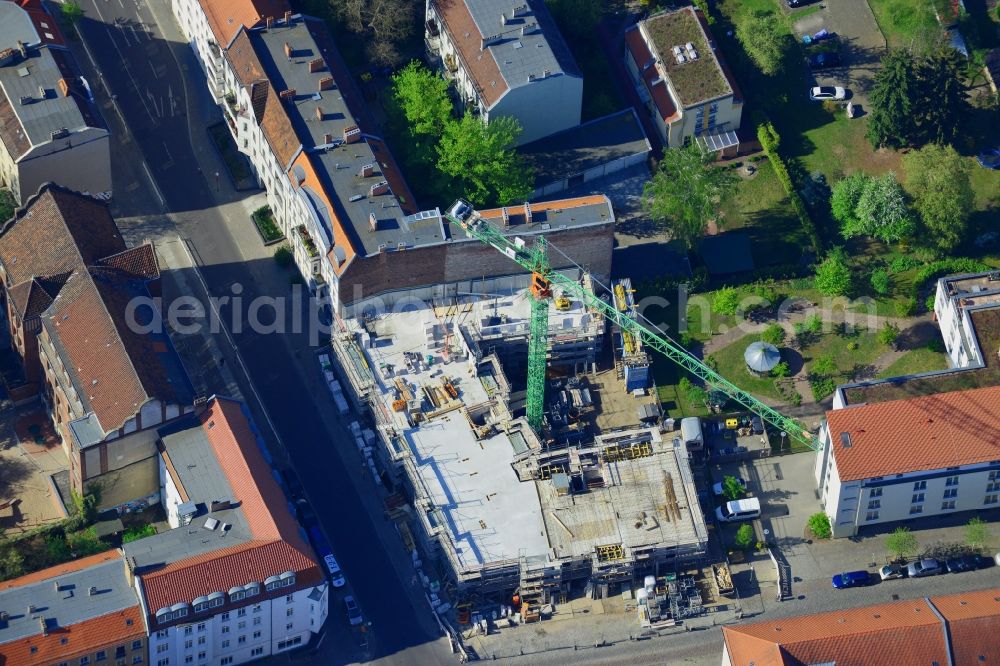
(184, 640, 192, 649)
(914, 481, 927, 491)
(286, 608, 294, 617)
(221, 612, 230, 621)
(197, 637, 205, 646)
(865, 510, 879, 521)
(942, 500, 956, 510)
(286, 622, 294, 631)
(132, 658, 143, 666)
(222, 640, 230, 649)
(118, 660, 126, 666)
(157, 644, 169, 654)
(286, 594, 294, 603)
(184, 627, 193, 637)
(253, 617, 262, 626)
(276, 636, 302, 651)
(946, 476, 959, 486)
(990, 470, 999, 481)
(944, 488, 958, 499)
(988, 481, 1000, 492)
(238, 636, 246, 645)
(197, 623, 205, 632)
(81, 657, 90, 666)
(867, 499, 881, 510)
(910, 505, 923, 515)
(253, 605, 262, 613)
(184, 659, 192, 665)
(117, 647, 127, 659)
(251, 647, 264, 657)
(221, 626, 230, 634)
(912, 493, 925, 504)
(986, 495, 998, 505)
(197, 654, 205, 662)
(156, 631, 169, 640)
(221, 659, 233, 666)
(238, 621, 245, 630)
(132, 641, 143, 651)
(97, 652, 107, 662)
(157, 660, 169, 666)
(253, 631, 261, 639)
(237, 608, 247, 618)
(870, 487, 883, 498)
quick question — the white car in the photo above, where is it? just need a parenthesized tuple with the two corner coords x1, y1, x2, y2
(810, 86, 846, 101)
(344, 595, 363, 626)
(324, 554, 346, 588)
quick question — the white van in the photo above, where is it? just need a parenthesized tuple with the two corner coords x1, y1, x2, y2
(715, 497, 761, 523)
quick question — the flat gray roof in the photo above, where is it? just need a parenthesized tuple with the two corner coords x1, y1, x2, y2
(519, 109, 649, 187)
(466, 0, 580, 90)
(123, 416, 252, 572)
(0, 4, 92, 149)
(250, 18, 441, 257)
(0, 557, 136, 646)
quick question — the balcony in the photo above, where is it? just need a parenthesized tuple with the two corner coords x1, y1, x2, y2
(297, 225, 319, 258)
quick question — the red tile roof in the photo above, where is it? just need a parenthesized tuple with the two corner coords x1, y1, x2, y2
(7, 278, 54, 319)
(625, 27, 678, 122)
(0, 607, 145, 666)
(138, 398, 321, 616)
(723, 588, 1000, 666)
(434, 0, 507, 107)
(96, 244, 159, 279)
(826, 385, 1000, 481)
(198, 0, 289, 47)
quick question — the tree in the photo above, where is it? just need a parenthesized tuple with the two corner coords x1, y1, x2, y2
(734, 524, 755, 549)
(814, 249, 853, 296)
(966, 517, 991, 552)
(61, 1, 83, 26)
(830, 172, 869, 228)
(811, 355, 837, 377)
(771, 360, 790, 378)
(915, 48, 970, 146)
(903, 144, 974, 253)
(761, 323, 786, 346)
(337, 0, 415, 67)
(867, 50, 919, 149)
(679, 377, 708, 406)
(886, 526, 918, 560)
(392, 62, 452, 138)
(844, 173, 915, 243)
(544, 0, 601, 39)
(643, 143, 738, 251)
(878, 321, 901, 349)
(722, 476, 746, 502)
(735, 10, 787, 76)
(0, 549, 24, 580)
(712, 286, 742, 315)
(870, 268, 890, 295)
(436, 115, 533, 206)
(807, 512, 832, 539)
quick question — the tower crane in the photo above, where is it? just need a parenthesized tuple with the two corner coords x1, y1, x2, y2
(444, 200, 819, 450)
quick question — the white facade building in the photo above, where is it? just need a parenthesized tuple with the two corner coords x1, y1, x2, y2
(425, 0, 583, 145)
(814, 386, 1000, 538)
(934, 271, 1000, 368)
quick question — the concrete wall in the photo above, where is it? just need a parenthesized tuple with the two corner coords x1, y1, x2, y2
(17, 130, 112, 204)
(533, 151, 647, 199)
(488, 74, 583, 146)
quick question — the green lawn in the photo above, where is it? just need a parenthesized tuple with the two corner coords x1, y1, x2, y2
(867, 0, 940, 49)
(710, 334, 787, 402)
(802, 327, 884, 378)
(878, 347, 950, 378)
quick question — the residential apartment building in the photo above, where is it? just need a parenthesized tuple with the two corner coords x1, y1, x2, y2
(172, 7, 614, 315)
(0, 184, 196, 498)
(0, 0, 111, 203)
(625, 7, 743, 152)
(934, 270, 1000, 368)
(813, 385, 1000, 538)
(0, 552, 148, 666)
(127, 396, 328, 665)
(721, 587, 1000, 665)
(425, 0, 583, 145)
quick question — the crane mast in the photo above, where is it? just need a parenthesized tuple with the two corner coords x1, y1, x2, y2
(443, 200, 818, 450)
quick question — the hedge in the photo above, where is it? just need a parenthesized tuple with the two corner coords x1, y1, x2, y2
(910, 258, 990, 299)
(757, 122, 822, 253)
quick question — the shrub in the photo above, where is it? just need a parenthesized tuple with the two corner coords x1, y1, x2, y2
(889, 254, 922, 274)
(910, 258, 989, 299)
(895, 297, 918, 317)
(870, 268, 890, 295)
(679, 377, 707, 406)
(273, 244, 293, 268)
(757, 122, 822, 252)
(927, 337, 945, 353)
(846, 341, 859, 351)
(811, 355, 837, 376)
(123, 524, 157, 544)
(771, 361, 790, 378)
(814, 249, 852, 296)
(808, 512, 832, 539)
(760, 323, 786, 346)
(722, 476, 746, 501)
(878, 321, 901, 348)
(925, 293, 937, 312)
(734, 524, 755, 549)
(712, 286, 742, 315)
(679, 332, 695, 348)
(804, 314, 822, 334)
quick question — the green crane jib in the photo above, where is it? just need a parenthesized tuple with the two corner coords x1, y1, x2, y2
(443, 200, 819, 450)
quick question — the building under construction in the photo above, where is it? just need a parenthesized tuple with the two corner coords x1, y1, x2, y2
(329, 282, 708, 604)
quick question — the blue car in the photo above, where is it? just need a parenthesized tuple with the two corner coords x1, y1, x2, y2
(832, 570, 870, 589)
(978, 149, 1000, 170)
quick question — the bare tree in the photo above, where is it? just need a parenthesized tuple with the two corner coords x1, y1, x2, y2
(336, 0, 416, 67)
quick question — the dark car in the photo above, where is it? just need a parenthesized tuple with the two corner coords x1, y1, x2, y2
(280, 467, 304, 499)
(977, 148, 1000, 170)
(750, 416, 764, 434)
(946, 554, 990, 573)
(295, 498, 318, 528)
(809, 52, 842, 69)
(832, 570, 871, 589)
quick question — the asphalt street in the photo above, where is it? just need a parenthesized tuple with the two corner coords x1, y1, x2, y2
(71, 2, 452, 664)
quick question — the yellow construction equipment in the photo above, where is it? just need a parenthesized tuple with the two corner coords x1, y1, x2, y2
(554, 294, 571, 311)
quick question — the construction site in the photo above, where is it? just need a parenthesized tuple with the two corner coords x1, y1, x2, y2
(329, 271, 709, 615)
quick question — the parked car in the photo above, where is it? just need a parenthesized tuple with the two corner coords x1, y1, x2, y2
(324, 554, 347, 588)
(280, 467, 304, 499)
(832, 570, 871, 589)
(810, 86, 846, 101)
(907, 558, 943, 577)
(977, 148, 1000, 170)
(750, 416, 764, 434)
(808, 52, 842, 69)
(712, 477, 748, 496)
(295, 499, 319, 529)
(879, 563, 907, 581)
(995, 552, 1000, 566)
(946, 554, 990, 573)
(344, 595, 363, 626)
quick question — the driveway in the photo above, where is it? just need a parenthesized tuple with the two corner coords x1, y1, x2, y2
(791, 0, 887, 108)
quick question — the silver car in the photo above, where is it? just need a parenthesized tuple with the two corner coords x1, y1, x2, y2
(809, 86, 846, 101)
(907, 558, 942, 577)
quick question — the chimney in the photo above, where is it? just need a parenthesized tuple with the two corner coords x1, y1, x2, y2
(210, 499, 231, 512)
(39, 617, 47, 635)
(521, 22, 539, 36)
(283, 42, 292, 60)
(360, 163, 374, 178)
(308, 57, 324, 73)
(317, 76, 333, 91)
(266, 15, 274, 30)
(27, 605, 36, 615)
(500, 12, 507, 25)
(369, 180, 389, 197)
(284, 10, 292, 23)
(524, 202, 532, 224)
(322, 133, 332, 144)
(279, 88, 296, 102)
(88, 586, 97, 596)
(369, 212, 378, 231)
(512, 3, 529, 17)
(501, 207, 510, 228)
(37, 86, 46, 99)
(542, 69, 550, 78)
(343, 125, 361, 144)
(315, 106, 324, 121)
(57, 79, 70, 96)
(16, 40, 27, 59)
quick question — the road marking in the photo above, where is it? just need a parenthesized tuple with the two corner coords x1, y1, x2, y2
(148, 60, 159, 79)
(140, 161, 166, 207)
(89, 0, 156, 123)
(162, 141, 174, 168)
